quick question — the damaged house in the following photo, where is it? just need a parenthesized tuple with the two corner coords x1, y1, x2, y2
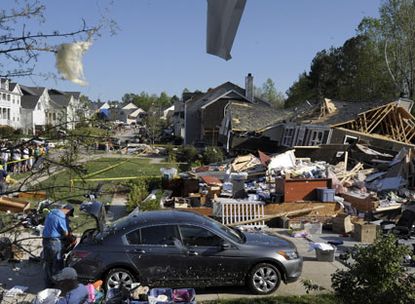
(177, 74, 270, 146)
(231, 98, 415, 154)
(219, 100, 325, 153)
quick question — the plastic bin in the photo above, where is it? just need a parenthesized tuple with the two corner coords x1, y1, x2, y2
(316, 188, 335, 202)
(315, 247, 336, 262)
(303, 222, 323, 234)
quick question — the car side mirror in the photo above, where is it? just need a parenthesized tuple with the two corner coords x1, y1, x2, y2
(221, 242, 232, 250)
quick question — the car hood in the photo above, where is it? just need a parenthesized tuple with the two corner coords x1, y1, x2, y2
(243, 231, 295, 249)
(80, 201, 106, 232)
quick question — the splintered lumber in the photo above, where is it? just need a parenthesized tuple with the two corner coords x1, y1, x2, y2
(0, 196, 30, 213)
(17, 191, 47, 200)
(227, 205, 325, 227)
(340, 162, 364, 184)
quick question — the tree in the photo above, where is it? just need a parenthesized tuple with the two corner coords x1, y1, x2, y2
(202, 147, 224, 165)
(0, 0, 110, 78)
(285, 33, 398, 107)
(260, 78, 285, 108)
(145, 107, 163, 146)
(359, 0, 415, 98)
(285, 72, 315, 107)
(332, 234, 415, 304)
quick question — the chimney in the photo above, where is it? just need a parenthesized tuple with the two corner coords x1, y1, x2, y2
(245, 73, 254, 102)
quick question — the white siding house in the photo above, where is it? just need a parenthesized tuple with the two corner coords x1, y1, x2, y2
(20, 86, 56, 135)
(0, 79, 23, 130)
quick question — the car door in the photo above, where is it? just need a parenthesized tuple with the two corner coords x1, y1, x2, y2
(125, 224, 187, 286)
(178, 224, 248, 287)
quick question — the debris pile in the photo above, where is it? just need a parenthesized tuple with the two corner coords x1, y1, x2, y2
(158, 143, 415, 243)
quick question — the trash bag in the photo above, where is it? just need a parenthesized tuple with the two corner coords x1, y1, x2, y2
(32, 288, 61, 304)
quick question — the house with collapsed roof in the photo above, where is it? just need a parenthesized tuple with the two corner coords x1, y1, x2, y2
(218, 98, 332, 153)
(177, 74, 271, 146)
(235, 98, 415, 153)
(324, 98, 414, 151)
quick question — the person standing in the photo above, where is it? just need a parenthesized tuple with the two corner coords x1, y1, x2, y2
(22, 146, 29, 172)
(0, 165, 8, 194)
(42, 204, 74, 287)
(1, 146, 8, 172)
(11, 148, 21, 173)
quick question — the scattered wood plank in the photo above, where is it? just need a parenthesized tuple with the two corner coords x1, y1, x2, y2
(227, 205, 325, 227)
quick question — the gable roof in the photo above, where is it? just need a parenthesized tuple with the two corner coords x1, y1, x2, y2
(49, 93, 72, 107)
(186, 81, 270, 113)
(9, 83, 17, 91)
(64, 91, 81, 99)
(20, 85, 38, 96)
(21, 95, 41, 109)
(129, 108, 146, 117)
(122, 102, 138, 110)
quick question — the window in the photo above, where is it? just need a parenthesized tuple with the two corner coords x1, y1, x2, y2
(37, 103, 41, 110)
(179, 225, 223, 247)
(126, 225, 180, 245)
(282, 127, 295, 147)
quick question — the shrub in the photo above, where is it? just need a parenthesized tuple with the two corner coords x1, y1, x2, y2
(176, 145, 198, 163)
(0, 126, 15, 139)
(202, 146, 224, 165)
(139, 199, 160, 211)
(165, 144, 176, 162)
(331, 234, 415, 304)
(126, 177, 162, 211)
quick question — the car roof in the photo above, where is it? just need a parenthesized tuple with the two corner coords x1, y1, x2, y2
(109, 210, 212, 232)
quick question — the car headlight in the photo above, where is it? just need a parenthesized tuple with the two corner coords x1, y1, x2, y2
(278, 250, 299, 260)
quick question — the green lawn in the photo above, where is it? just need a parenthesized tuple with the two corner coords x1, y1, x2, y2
(35, 157, 174, 201)
(199, 294, 337, 304)
(30, 157, 175, 233)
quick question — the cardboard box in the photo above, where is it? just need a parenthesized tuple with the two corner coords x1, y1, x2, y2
(354, 221, 379, 243)
(332, 214, 353, 234)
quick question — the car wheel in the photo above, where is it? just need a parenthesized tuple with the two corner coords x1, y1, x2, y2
(105, 268, 136, 290)
(248, 263, 281, 295)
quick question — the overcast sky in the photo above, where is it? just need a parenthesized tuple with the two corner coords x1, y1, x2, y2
(4, 0, 381, 101)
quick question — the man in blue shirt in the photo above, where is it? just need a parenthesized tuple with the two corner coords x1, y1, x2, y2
(42, 204, 74, 287)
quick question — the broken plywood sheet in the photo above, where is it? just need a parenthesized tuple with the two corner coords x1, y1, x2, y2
(231, 153, 262, 172)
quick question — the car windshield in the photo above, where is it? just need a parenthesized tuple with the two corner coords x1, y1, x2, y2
(206, 217, 245, 244)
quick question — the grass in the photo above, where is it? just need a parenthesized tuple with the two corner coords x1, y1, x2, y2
(199, 294, 337, 304)
(36, 157, 174, 201)
(31, 157, 176, 234)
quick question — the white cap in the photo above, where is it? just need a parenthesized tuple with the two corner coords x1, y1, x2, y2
(53, 267, 77, 281)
